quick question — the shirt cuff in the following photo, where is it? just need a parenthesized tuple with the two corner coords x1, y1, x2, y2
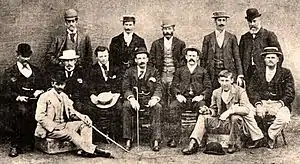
(151, 96, 160, 102)
(279, 100, 285, 107)
(127, 95, 135, 101)
(237, 75, 244, 78)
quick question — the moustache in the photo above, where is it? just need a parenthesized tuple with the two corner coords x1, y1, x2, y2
(139, 62, 146, 65)
(188, 59, 195, 62)
(218, 24, 225, 27)
(163, 32, 173, 35)
(250, 25, 258, 29)
(125, 28, 132, 31)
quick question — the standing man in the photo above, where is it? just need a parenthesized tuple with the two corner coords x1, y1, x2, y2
(202, 11, 243, 90)
(168, 46, 212, 148)
(248, 47, 295, 149)
(149, 18, 186, 110)
(44, 8, 92, 72)
(239, 8, 282, 83)
(122, 47, 163, 151)
(2, 43, 46, 157)
(109, 15, 147, 76)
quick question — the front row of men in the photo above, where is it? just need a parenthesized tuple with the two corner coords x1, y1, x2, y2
(2, 43, 294, 158)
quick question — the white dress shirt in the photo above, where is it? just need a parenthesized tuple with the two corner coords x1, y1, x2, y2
(17, 61, 32, 78)
(215, 30, 225, 48)
(124, 32, 133, 46)
(164, 36, 173, 50)
(266, 66, 277, 82)
(187, 64, 197, 74)
(67, 28, 77, 41)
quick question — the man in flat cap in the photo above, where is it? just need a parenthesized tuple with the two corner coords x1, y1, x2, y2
(44, 8, 92, 73)
(239, 8, 282, 84)
(2, 43, 46, 157)
(122, 47, 162, 151)
(168, 46, 212, 148)
(202, 11, 243, 91)
(109, 15, 147, 78)
(149, 19, 186, 127)
(248, 47, 294, 149)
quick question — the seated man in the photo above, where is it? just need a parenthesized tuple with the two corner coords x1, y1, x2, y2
(122, 47, 163, 151)
(248, 47, 295, 149)
(86, 46, 122, 140)
(182, 70, 264, 155)
(168, 46, 212, 148)
(34, 71, 113, 158)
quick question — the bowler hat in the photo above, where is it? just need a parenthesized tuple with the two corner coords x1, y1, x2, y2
(245, 8, 261, 21)
(161, 18, 175, 28)
(16, 43, 32, 57)
(261, 47, 282, 56)
(65, 9, 78, 20)
(212, 11, 230, 18)
(134, 47, 149, 56)
(94, 92, 121, 109)
(59, 50, 80, 60)
(203, 142, 226, 155)
(182, 45, 202, 57)
(121, 15, 136, 23)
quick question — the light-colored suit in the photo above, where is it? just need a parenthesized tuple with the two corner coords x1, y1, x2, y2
(35, 88, 96, 153)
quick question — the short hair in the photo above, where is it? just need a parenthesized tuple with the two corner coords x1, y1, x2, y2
(94, 46, 109, 56)
(51, 71, 67, 83)
(218, 70, 234, 79)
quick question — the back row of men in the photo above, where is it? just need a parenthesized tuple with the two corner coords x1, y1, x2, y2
(1, 7, 294, 158)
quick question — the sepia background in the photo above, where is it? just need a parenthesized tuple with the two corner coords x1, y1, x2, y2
(0, 0, 299, 113)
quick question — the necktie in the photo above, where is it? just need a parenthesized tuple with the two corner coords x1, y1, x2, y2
(139, 70, 144, 79)
(102, 64, 108, 76)
(70, 33, 75, 43)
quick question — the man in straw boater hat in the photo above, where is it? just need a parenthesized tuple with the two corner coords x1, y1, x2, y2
(239, 8, 282, 84)
(109, 15, 147, 77)
(85, 46, 122, 141)
(34, 70, 113, 158)
(248, 47, 295, 149)
(167, 46, 212, 148)
(44, 8, 92, 72)
(181, 69, 264, 155)
(2, 43, 46, 157)
(122, 47, 163, 151)
(202, 11, 243, 90)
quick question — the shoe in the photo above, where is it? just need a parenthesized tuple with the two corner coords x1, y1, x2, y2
(8, 147, 19, 157)
(268, 138, 275, 149)
(152, 140, 160, 152)
(182, 139, 198, 155)
(125, 139, 131, 151)
(247, 138, 265, 149)
(227, 145, 236, 154)
(167, 139, 177, 148)
(94, 148, 114, 158)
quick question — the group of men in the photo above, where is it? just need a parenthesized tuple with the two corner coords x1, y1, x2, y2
(0, 7, 295, 159)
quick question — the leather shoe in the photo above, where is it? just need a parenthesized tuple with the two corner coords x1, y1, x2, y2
(8, 147, 19, 157)
(94, 148, 114, 158)
(167, 139, 177, 148)
(268, 138, 275, 149)
(227, 145, 236, 154)
(125, 139, 131, 151)
(152, 140, 160, 152)
(182, 139, 198, 155)
(247, 138, 265, 149)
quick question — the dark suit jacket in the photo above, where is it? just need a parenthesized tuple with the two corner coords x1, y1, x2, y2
(239, 28, 282, 74)
(149, 37, 186, 74)
(171, 65, 212, 99)
(202, 31, 243, 77)
(122, 65, 162, 99)
(248, 66, 295, 110)
(109, 33, 146, 68)
(87, 63, 121, 95)
(45, 29, 93, 69)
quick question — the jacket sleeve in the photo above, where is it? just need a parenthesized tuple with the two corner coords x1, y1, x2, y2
(232, 35, 243, 76)
(201, 69, 212, 100)
(152, 68, 162, 99)
(239, 35, 246, 75)
(109, 38, 119, 67)
(170, 69, 181, 96)
(2, 69, 19, 101)
(281, 69, 295, 106)
(149, 41, 157, 68)
(210, 90, 218, 115)
(247, 71, 262, 106)
(82, 34, 93, 69)
(46, 36, 60, 66)
(179, 41, 186, 67)
(231, 88, 251, 115)
(201, 36, 209, 68)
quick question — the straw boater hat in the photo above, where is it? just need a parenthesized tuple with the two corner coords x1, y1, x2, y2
(260, 47, 282, 56)
(212, 11, 230, 18)
(59, 50, 80, 60)
(65, 9, 78, 20)
(161, 18, 175, 28)
(95, 92, 120, 109)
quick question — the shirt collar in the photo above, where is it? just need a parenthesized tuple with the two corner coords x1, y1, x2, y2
(215, 30, 225, 37)
(187, 64, 197, 73)
(123, 32, 133, 37)
(98, 61, 109, 69)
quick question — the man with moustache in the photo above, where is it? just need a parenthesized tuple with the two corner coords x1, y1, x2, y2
(202, 11, 243, 90)
(122, 47, 163, 151)
(168, 46, 212, 148)
(2, 43, 46, 157)
(109, 15, 147, 77)
(239, 8, 282, 83)
(44, 8, 92, 72)
(248, 47, 294, 149)
(149, 20, 186, 144)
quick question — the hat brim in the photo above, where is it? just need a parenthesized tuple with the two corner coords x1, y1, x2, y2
(161, 24, 175, 28)
(95, 93, 120, 109)
(261, 52, 282, 56)
(212, 16, 230, 18)
(59, 55, 80, 60)
(245, 14, 261, 21)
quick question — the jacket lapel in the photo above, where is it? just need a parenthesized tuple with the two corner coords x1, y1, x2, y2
(270, 66, 282, 83)
(222, 31, 229, 48)
(158, 38, 164, 53)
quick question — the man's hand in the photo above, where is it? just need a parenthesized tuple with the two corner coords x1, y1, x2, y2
(256, 104, 266, 118)
(90, 94, 98, 104)
(192, 95, 204, 102)
(237, 75, 245, 87)
(33, 90, 44, 98)
(16, 96, 29, 102)
(129, 98, 140, 111)
(148, 98, 159, 107)
(176, 94, 187, 103)
(82, 115, 92, 127)
(219, 109, 233, 121)
(199, 106, 210, 115)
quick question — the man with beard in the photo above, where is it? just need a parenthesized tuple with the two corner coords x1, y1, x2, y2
(44, 8, 92, 72)
(248, 47, 295, 149)
(168, 46, 212, 148)
(239, 8, 282, 83)
(182, 70, 264, 155)
(122, 47, 163, 151)
(2, 43, 46, 157)
(109, 15, 146, 77)
(34, 71, 113, 158)
(202, 11, 243, 90)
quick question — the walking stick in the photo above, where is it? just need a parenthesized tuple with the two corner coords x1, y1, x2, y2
(133, 86, 140, 151)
